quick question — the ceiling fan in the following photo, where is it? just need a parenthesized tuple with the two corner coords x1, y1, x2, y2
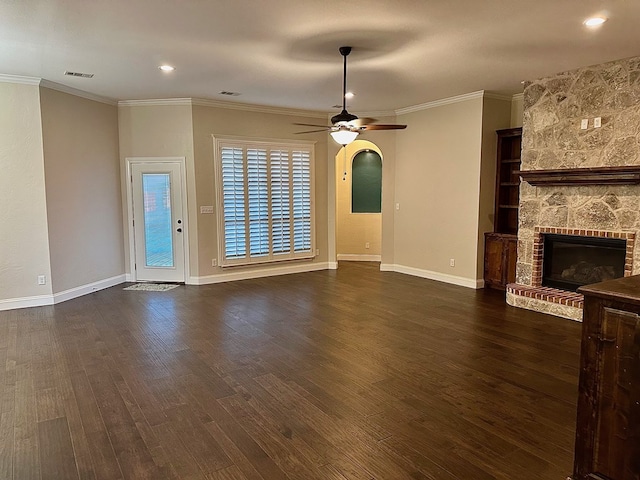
(295, 46, 407, 145)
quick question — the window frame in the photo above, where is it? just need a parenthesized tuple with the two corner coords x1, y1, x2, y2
(213, 135, 316, 267)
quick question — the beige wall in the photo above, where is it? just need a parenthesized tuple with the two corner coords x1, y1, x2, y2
(191, 104, 329, 278)
(118, 104, 196, 275)
(0, 84, 523, 307)
(511, 94, 524, 127)
(0, 83, 52, 304)
(394, 97, 485, 283)
(336, 140, 382, 258)
(40, 88, 124, 293)
(366, 119, 398, 265)
(119, 102, 329, 282)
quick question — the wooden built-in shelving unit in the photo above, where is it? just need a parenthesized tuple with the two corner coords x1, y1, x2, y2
(484, 127, 522, 290)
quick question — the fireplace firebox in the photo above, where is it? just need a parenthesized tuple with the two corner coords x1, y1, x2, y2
(542, 234, 626, 292)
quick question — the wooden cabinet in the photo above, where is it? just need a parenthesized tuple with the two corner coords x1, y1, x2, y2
(484, 232, 517, 289)
(484, 127, 522, 290)
(494, 127, 522, 235)
(571, 276, 640, 480)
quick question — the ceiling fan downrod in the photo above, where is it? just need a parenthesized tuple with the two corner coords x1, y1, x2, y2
(331, 46, 358, 125)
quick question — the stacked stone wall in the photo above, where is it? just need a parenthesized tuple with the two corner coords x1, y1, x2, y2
(517, 56, 640, 289)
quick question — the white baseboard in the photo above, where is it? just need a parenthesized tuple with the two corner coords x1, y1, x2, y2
(53, 274, 126, 304)
(379, 263, 483, 289)
(0, 274, 127, 311)
(328, 261, 338, 270)
(189, 262, 331, 285)
(337, 254, 381, 262)
(0, 294, 54, 311)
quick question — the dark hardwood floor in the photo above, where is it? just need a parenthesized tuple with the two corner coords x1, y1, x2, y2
(0, 262, 582, 479)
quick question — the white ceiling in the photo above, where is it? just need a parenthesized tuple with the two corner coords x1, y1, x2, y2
(2, 0, 639, 113)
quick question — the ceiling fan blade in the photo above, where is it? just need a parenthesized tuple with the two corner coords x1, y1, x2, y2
(349, 117, 377, 128)
(362, 124, 408, 131)
(295, 128, 331, 134)
(293, 122, 331, 128)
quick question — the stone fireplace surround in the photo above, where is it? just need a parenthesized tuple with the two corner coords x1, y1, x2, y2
(507, 227, 635, 321)
(507, 54, 640, 321)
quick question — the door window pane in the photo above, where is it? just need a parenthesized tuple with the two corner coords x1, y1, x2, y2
(142, 173, 174, 267)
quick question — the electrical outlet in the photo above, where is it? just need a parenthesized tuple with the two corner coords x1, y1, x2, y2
(315, 248, 320, 256)
(449, 259, 455, 267)
(37, 275, 46, 285)
(365, 242, 370, 249)
(211, 259, 217, 267)
(395, 202, 400, 210)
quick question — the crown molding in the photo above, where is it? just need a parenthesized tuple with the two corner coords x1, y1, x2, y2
(511, 92, 524, 101)
(352, 109, 397, 119)
(191, 98, 327, 118)
(119, 97, 327, 119)
(0, 74, 41, 85)
(117, 98, 192, 107)
(395, 91, 485, 115)
(0, 75, 116, 105)
(39, 80, 116, 105)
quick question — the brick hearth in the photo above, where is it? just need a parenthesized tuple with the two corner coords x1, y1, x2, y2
(507, 227, 635, 321)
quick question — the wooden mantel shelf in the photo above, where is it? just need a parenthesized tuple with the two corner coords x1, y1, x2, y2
(519, 166, 640, 186)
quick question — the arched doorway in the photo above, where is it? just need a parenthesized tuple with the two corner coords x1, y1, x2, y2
(335, 140, 383, 262)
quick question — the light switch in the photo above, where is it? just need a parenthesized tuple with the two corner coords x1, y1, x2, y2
(200, 205, 214, 214)
(594, 117, 602, 128)
(580, 119, 588, 130)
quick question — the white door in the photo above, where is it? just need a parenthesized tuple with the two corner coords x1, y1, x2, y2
(131, 162, 185, 282)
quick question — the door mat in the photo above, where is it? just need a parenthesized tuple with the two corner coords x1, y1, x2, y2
(123, 283, 179, 292)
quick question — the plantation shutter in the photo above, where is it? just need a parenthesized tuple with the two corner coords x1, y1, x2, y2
(221, 147, 246, 259)
(215, 138, 314, 266)
(292, 150, 312, 253)
(247, 148, 269, 257)
(270, 150, 291, 254)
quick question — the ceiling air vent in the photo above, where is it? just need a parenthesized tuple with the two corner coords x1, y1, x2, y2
(64, 71, 94, 78)
(219, 91, 241, 96)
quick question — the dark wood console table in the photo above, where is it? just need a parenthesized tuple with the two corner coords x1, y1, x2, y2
(571, 276, 640, 480)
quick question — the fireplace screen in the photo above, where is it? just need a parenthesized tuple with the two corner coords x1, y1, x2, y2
(542, 234, 626, 292)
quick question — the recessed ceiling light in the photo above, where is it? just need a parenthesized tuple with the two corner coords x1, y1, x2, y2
(159, 65, 175, 72)
(584, 16, 607, 27)
(345, 92, 355, 99)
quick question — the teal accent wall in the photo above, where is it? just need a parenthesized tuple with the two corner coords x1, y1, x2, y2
(352, 150, 382, 213)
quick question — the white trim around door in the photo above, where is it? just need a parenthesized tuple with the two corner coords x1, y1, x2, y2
(125, 157, 189, 283)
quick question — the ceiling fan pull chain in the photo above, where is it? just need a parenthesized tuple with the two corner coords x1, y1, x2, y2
(343, 148, 347, 181)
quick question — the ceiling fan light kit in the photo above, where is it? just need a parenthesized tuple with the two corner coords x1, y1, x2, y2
(294, 46, 406, 146)
(330, 129, 359, 145)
